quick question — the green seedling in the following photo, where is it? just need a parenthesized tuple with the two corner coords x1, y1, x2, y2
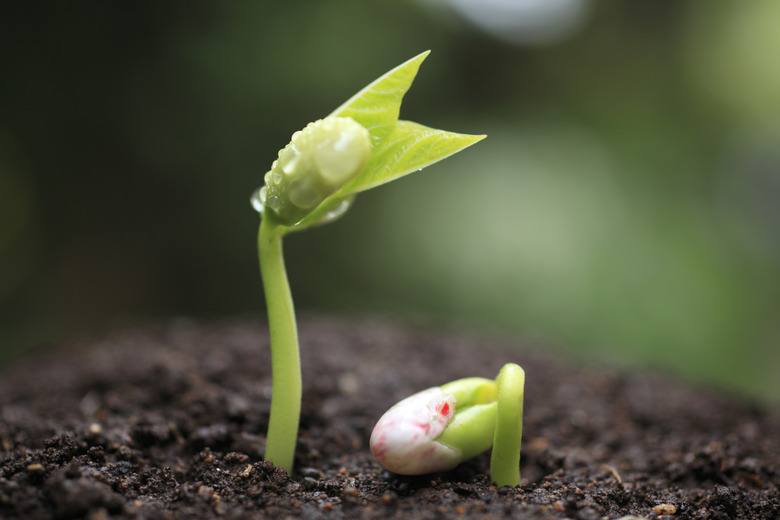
(253, 51, 485, 474)
(370, 363, 525, 487)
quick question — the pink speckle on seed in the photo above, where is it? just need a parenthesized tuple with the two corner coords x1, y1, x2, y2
(370, 387, 460, 475)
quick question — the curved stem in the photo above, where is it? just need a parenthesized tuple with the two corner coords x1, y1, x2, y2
(258, 214, 301, 474)
(490, 363, 525, 486)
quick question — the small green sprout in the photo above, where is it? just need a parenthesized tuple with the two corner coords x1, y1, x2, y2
(370, 363, 525, 487)
(254, 51, 485, 474)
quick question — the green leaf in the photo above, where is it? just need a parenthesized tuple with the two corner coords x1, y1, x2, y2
(329, 51, 429, 149)
(277, 51, 485, 235)
(336, 121, 486, 196)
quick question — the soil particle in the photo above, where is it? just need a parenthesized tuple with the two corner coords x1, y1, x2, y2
(1, 316, 778, 519)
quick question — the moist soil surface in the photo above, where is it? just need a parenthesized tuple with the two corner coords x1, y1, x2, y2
(1, 317, 778, 520)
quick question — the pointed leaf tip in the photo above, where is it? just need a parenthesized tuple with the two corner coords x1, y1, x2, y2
(329, 51, 431, 148)
(338, 122, 485, 195)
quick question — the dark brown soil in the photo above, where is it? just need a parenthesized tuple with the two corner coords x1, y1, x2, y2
(1, 316, 778, 519)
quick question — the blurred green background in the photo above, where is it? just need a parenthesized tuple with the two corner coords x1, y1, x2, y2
(1, 1, 778, 402)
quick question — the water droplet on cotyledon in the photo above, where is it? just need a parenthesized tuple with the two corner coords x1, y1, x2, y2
(266, 194, 282, 213)
(278, 147, 299, 175)
(312, 196, 356, 226)
(250, 187, 266, 213)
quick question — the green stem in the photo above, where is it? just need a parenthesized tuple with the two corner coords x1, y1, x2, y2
(258, 213, 301, 474)
(490, 363, 525, 486)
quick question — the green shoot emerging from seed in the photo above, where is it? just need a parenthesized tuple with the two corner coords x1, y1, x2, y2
(253, 51, 485, 474)
(370, 363, 525, 487)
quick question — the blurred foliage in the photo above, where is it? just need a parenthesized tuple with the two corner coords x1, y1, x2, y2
(1, 1, 778, 402)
